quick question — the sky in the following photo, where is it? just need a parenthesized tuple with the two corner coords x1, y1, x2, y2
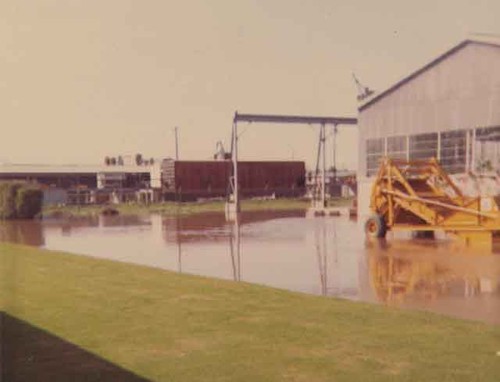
(1, 0, 500, 170)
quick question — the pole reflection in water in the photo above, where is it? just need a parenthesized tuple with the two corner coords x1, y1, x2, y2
(228, 216, 241, 282)
(314, 219, 328, 296)
(313, 218, 342, 297)
(175, 215, 182, 274)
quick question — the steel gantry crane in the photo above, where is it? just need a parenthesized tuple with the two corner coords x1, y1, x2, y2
(225, 112, 357, 218)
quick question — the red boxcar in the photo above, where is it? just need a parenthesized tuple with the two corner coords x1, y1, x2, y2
(162, 160, 305, 201)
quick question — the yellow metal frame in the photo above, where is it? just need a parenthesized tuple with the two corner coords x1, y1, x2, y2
(369, 157, 500, 247)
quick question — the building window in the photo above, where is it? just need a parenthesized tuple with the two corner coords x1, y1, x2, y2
(475, 126, 500, 173)
(440, 130, 466, 174)
(387, 136, 407, 161)
(366, 138, 384, 176)
(409, 133, 438, 160)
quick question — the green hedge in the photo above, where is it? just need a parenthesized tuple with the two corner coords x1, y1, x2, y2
(0, 182, 43, 219)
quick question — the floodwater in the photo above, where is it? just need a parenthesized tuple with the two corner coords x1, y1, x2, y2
(1, 210, 500, 325)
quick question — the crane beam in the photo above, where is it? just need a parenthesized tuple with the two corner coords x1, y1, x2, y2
(234, 112, 357, 126)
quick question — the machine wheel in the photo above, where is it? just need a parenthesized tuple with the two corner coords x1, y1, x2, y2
(365, 215, 387, 238)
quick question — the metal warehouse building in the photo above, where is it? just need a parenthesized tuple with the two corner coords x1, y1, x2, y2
(357, 36, 500, 217)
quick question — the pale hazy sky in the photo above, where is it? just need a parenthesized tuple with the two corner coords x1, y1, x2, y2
(1, 0, 500, 169)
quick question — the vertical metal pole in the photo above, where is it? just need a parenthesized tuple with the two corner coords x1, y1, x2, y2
(322, 220, 327, 295)
(321, 124, 326, 207)
(233, 121, 240, 211)
(175, 126, 179, 160)
(332, 125, 337, 182)
(471, 128, 476, 173)
(406, 135, 410, 161)
(437, 131, 441, 161)
(466, 130, 471, 172)
(495, 139, 499, 170)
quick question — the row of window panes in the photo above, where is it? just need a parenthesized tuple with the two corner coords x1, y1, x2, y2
(366, 131, 465, 176)
(366, 138, 384, 153)
(387, 136, 406, 152)
(366, 150, 383, 176)
(440, 130, 467, 173)
(366, 128, 500, 176)
(440, 147, 466, 157)
(409, 133, 438, 143)
(409, 132, 437, 162)
(476, 126, 500, 141)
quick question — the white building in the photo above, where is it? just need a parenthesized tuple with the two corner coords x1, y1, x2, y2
(357, 36, 500, 218)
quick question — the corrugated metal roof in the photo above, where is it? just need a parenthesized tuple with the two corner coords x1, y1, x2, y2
(359, 36, 500, 112)
(0, 163, 151, 174)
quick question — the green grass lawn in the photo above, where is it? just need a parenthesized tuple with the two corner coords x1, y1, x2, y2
(42, 197, 353, 218)
(1, 242, 499, 381)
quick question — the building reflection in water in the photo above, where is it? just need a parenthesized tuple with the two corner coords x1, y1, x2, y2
(364, 238, 500, 323)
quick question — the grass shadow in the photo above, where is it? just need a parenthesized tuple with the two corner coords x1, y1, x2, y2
(1, 312, 149, 382)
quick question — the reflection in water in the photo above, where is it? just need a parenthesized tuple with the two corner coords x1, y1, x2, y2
(0, 220, 45, 246)
(315, 220, 341, 296)
(365, 239, 500, 324)
(228, 217, 241, 282)
(98, 214, 151, 228)
(368, 242, 450, 304)
(314, 219, 329, 296)
(175, 214, 183, 273)
(172, 214, 243, 282)
(1, 211, 499, 324)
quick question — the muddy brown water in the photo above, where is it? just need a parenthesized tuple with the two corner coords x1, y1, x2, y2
(1, 210, 499, 325)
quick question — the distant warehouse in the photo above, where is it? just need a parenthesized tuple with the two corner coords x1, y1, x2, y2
(0, 160, 306, 205)
(0, 163, 151, 205)
(357, 36, 500, 217)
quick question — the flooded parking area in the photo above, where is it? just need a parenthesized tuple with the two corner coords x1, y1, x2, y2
(1, 210, 500, 324)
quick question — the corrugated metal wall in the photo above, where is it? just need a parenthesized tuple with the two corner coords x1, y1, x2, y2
(174, 161, 231, 193)
(358, 42, 500, 178)
(166, 160, 305, 199)
(357, 42, 500, 218)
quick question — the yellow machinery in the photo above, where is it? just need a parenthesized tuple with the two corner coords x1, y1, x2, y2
(365, 157, 500, 247)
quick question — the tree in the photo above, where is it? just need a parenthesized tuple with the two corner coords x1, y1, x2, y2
(110, 157, 117, 166)
(104, 156, 111, 166)
(135, 153, 143, 166)
(149, 158, 155, 165)
(117, 156, 124, 166)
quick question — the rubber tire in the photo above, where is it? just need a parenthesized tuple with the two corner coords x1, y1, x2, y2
(365, 214, 387, 238)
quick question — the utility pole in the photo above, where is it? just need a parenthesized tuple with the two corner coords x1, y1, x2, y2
(332, 124, 338, 182)
(174, 126, 179, 160)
